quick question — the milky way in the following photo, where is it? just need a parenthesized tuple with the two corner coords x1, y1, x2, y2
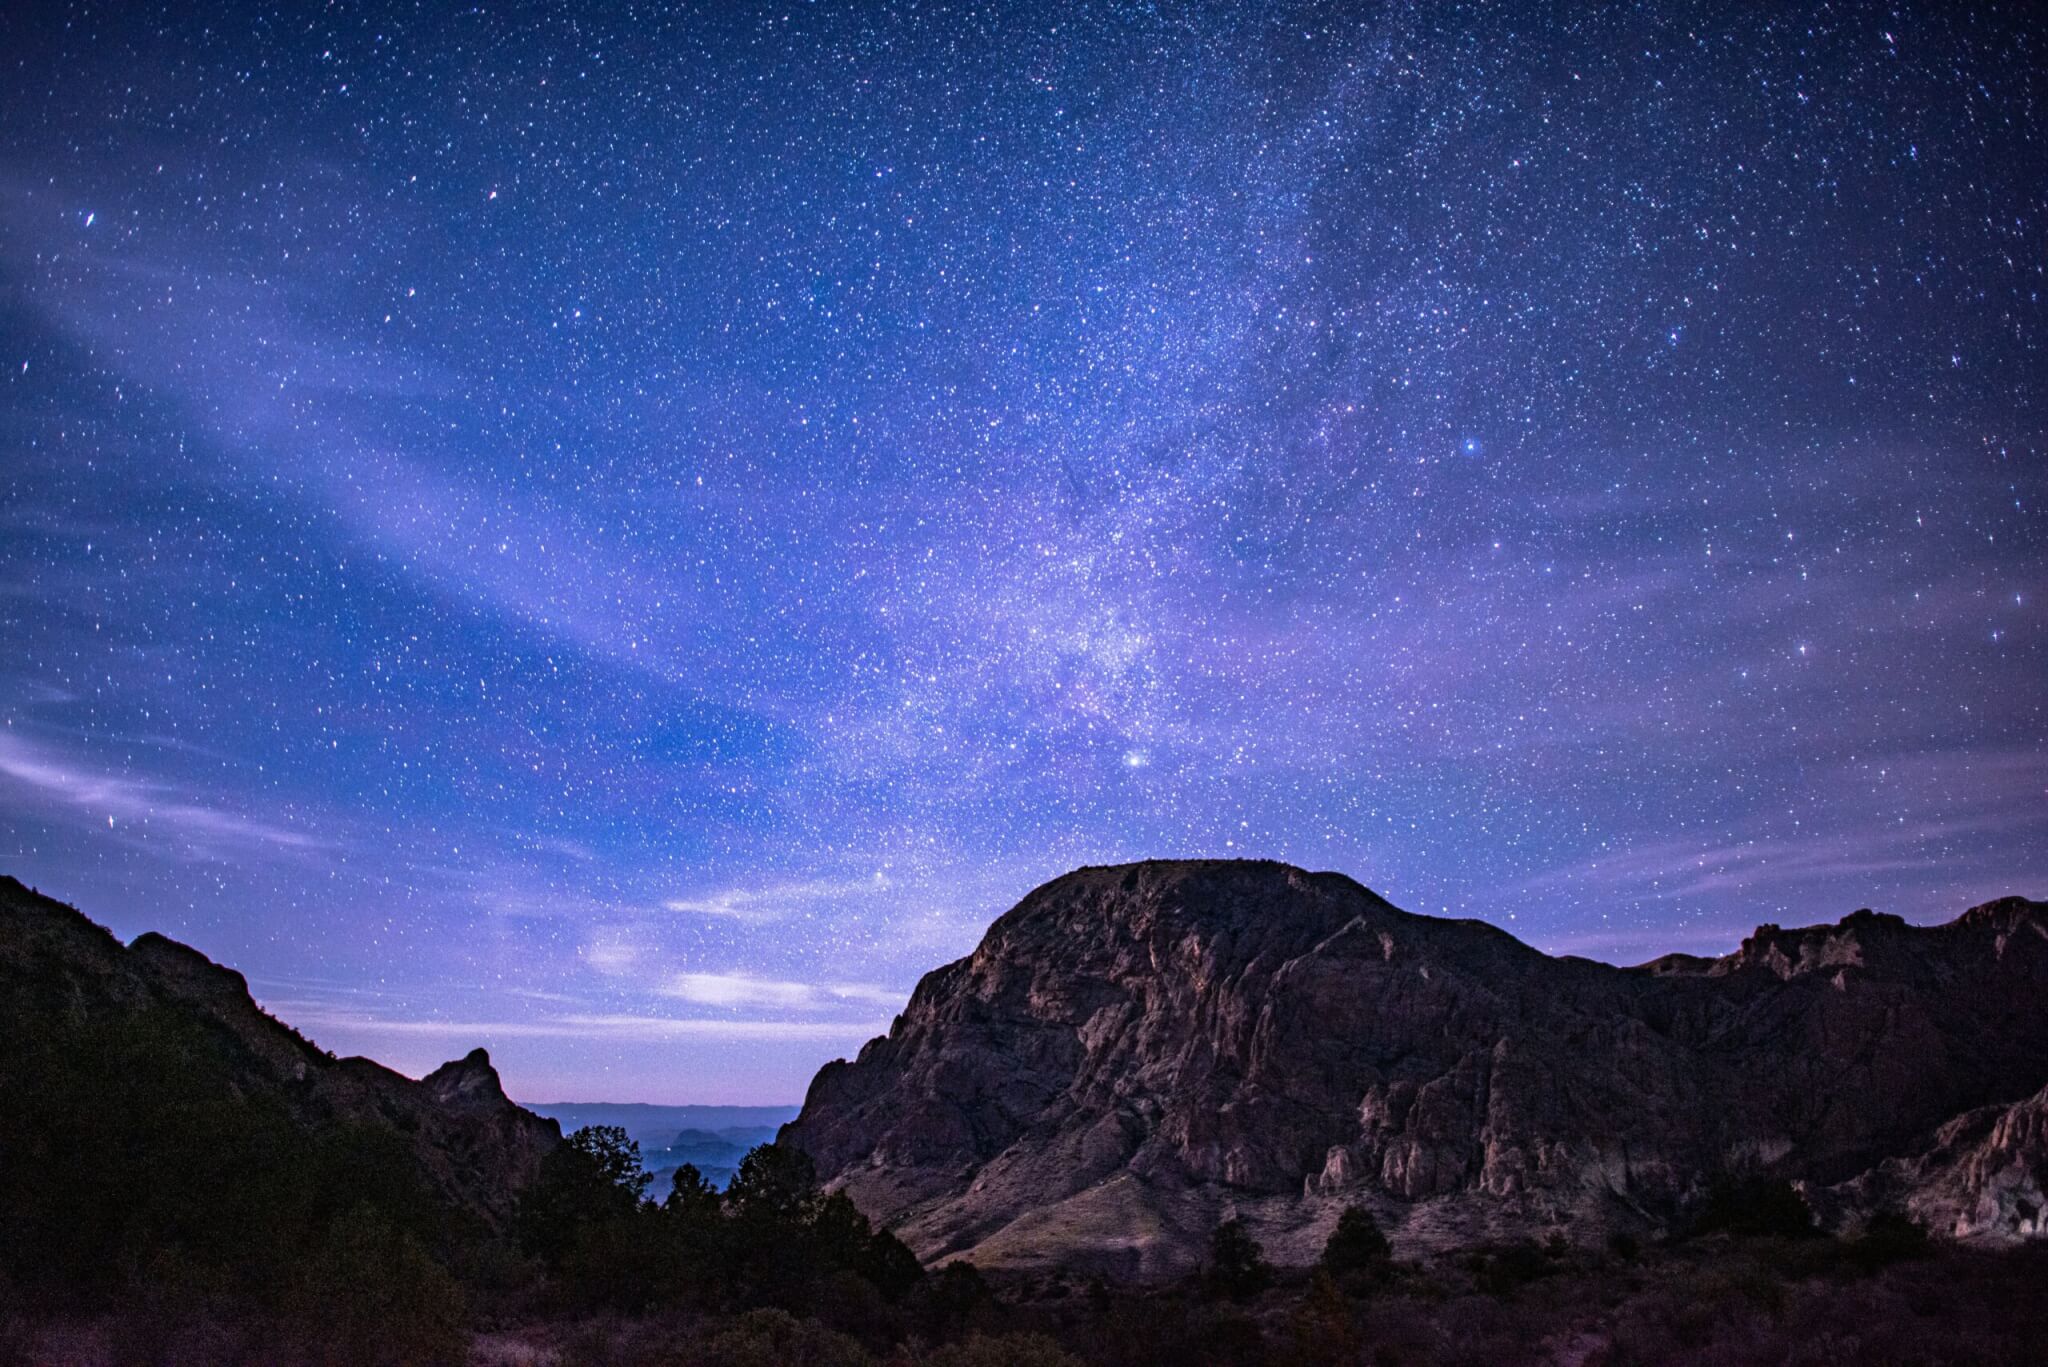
(2, 2, 2042, 1101)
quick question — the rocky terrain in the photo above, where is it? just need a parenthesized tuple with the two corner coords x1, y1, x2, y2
(0, 874, 557, 1230)
(782, 860, 2048, 1276)
(1819, 1080, 2048, 1245)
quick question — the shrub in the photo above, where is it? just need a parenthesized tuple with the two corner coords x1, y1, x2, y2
(666, 1162, 722, 1219)
(687, 1308, 874, 1367)
(286, 1204, 468, 1366)
(1468, 1240, 1554, 1296)
(921, 1332, 1084, 1367)
(1190, 1306, 1267, 1366)
(727, 1145, 823, 1226)
(1696, 1175, 1815, 1239)
(1288, 1270, 1363, 1364)
(1847, 1210, 1931, 1272)
(861, 1227, 925, 1302)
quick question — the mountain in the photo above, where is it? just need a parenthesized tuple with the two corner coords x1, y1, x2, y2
(638, 1127, 785, 1191)
(523, 1104, 796, 1191)
(0, 875, 558, 1234)
(780, 860, 2048, 1276)
(525, 1102, 798, 1150)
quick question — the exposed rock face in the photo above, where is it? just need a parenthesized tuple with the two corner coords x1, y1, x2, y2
(1825, 1082, 2048, 1245)
(0, 876, 557, 1230)
(780, 861, 2048, 1275)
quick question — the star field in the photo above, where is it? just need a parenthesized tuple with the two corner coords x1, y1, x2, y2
(1, 1, 2042, 1101)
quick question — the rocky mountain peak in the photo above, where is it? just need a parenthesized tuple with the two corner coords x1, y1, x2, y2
(1713, 908, 1907, 980)
(783, 861, 2048, 1276)
(1956, 895, 2048, 934)
(974, 860, 1367, 957)
(425, 1046, 516, 1111)
(128, 930, 266, 1008)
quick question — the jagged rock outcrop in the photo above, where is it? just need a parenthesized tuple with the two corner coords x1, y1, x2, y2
(780, 860, 2048, 1276)
(1824, 1081, 2048, 1244)
(1913, 1085, 2048, 1242)
(0, 875, 557, 1230)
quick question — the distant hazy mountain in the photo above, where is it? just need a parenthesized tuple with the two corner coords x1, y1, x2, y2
(784, 860, 2048, 1276)
(522, 1103, 798, 1190)
(524, 1102, 799, 1148)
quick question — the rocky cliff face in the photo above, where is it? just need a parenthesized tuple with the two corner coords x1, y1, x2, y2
(0, 875, 557, 1230)
(780, 861, 2048, 1275)
(1823, 1081, 2048, 1245)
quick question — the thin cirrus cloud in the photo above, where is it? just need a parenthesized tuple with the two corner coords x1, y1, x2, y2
(663, 970, 906, 1013)
(662, 871, 892, 924)
(1512, 745, 2048, 908)
(0, 177, 704, 691)
(277, 1007, 891, 1044)
(0, 730, 327, 861)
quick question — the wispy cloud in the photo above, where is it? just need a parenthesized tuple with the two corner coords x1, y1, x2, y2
(284, 1008, 890, 1044)
(0, 174, 719, 691)
(0, 729, 328, 860)
(580, 927, 644, 975)
(662, 970, 905, 1012)
(665, 971, 816, 1009)
(1508, 757, 2048, 914)
(315, 449, 717, 682)
(663, 871, 892, 924)
(1518, 834, 1940, 903)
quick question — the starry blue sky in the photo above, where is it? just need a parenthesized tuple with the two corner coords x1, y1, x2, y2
(2, 1, 2043, 1103)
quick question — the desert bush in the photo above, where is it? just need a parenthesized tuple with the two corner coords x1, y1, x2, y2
(1285, 1271, 1363, 1366)
(862, 1227, 925, 1302)
(1695, 1175, 1815, 1239)
(920, 1331, 1083, 1367)
(1189, 1306, 1267, 1367)
(726, 1146, 823, 1226)
(685, 1308, 874, 1367)
(285, 1204, 468, 1366)
(1845, 1210, 1930, 1273)
(1466, 1240, 1554, 1296)
(1094, 1289, 1208, 1366)
(555, 1310, 706, 1367)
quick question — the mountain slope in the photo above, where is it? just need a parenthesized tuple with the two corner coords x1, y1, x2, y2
(0, 875, 557, 1233)
(780, 860, 2048, 1275)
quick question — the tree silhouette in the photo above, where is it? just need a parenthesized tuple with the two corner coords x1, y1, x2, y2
(665, 1161, 722, 1219)
(1319, 1205, 1391, 1278)
(515, 1125, 649, 1267)
(727, 1143, 822, 1225)
(1206, 1217, 1273, 1301)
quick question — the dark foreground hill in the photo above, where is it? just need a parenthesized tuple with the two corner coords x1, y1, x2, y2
(782, 860, 2048, 1276)
(0, 874, 557, 1308)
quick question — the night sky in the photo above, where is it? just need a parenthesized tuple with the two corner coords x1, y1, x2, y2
(2, 2, 2043, 1103)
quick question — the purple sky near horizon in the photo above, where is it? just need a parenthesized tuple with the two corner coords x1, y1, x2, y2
(1, 1, 2043, 1103)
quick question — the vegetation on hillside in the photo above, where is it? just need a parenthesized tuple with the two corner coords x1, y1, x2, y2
(3, 1014, 2044, 1365)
